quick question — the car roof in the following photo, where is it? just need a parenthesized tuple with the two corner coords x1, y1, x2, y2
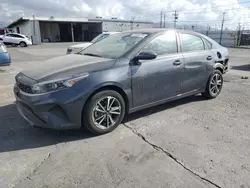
(103, 32, 120, 35)
(121, 28, 203, 36)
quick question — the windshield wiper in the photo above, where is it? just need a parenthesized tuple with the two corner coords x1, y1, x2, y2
(83, 53, 103, 58)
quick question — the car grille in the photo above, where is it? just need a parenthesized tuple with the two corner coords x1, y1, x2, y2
(17, 82, 33, 94)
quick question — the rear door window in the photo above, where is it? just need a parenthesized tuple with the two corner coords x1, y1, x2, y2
(180, 33, 205, 52)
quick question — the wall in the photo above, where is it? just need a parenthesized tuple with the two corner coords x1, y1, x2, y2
(39, 22, 60, 42)
(102, 21, 153, 32)
(9, 21, 32, 38)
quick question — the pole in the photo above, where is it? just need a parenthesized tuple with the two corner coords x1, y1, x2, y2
(160, 11, 163, 28)
(219, 12, 226, 45)
(237, 23, 242, 46)
(173, 10, 178, 28)
(131, 17, 135, 30)
(163, 14, 166, 28)
(71, 23, 74, 42)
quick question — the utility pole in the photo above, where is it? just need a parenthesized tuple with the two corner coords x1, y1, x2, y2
(173, 10, 178, 28)
(71, 23, 74, 42)
(163, 14, 166, 28)
(131, 17, 135, 30)
(160, 11, 163, 28)
(219, 12, 226, 45)
(206, 24, 209, 36)
(237, 23, 242, 46)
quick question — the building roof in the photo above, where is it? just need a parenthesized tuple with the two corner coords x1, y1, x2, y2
(7, 16, 153, 28)
(7, 16, 100, 28)
(88, 18, 153, 24)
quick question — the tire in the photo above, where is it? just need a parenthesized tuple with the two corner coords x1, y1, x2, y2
(12, 44, 18, 47)
(83, 90, 126, 135)
(20, 42, 27, 47)
(202, 70, 223, 99)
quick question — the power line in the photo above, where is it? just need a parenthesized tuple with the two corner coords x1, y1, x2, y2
(163, 0, 250, 14)
(183, 8, 241, 14)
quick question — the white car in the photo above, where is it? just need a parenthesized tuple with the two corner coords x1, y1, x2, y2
(0, 33, 32, 47)
(67, 32, 119, 54)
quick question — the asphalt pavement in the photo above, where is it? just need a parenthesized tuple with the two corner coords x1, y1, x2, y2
(0, 44, 250, 188)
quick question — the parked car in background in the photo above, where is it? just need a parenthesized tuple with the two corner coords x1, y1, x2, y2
(0, 33, 32, 47)
(0, 42, 11, 66)
(14, 29, 227, 135)
(66, 32, 119, 54)
(0, 28, 8, 39)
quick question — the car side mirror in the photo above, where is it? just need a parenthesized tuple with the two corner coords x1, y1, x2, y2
(134, 50, 157, 61)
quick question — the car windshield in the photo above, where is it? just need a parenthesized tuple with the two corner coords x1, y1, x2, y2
(91, 33, 110, 43)
(81, 32, 148, 59)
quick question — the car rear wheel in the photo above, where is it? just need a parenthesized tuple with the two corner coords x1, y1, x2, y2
(20, 42, 27, 47)
(83, 90, 125, 135)
(202, 70, 223, 99)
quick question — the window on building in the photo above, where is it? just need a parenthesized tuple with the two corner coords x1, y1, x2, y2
(16, 27, 20, 34)
(142, 31, 178, 56)
(181, 33, 205, 52)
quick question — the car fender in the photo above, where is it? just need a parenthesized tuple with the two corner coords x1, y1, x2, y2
(214, 63, 224, 73)
(90, 81, 130, 98)
(87, 81, 132, 110)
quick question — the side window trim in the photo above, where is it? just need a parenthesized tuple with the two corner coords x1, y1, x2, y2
(203, 38, 213, 50)
(180, 32, 206, 53)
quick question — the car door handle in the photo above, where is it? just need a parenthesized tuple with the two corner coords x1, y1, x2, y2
(207, 56, 213, 60)
(173, 60, 182, 66)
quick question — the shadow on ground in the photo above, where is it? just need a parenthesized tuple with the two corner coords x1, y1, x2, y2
(123, 94, 205, 122)
(0, 104, 93, 153)
(0, 95, 205, 153)
(231, 64, 250, 71)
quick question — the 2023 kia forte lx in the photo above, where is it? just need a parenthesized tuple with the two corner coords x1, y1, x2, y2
(14, 29, 228, 135)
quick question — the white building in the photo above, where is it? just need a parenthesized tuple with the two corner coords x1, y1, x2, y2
(7, 16, 153, 45)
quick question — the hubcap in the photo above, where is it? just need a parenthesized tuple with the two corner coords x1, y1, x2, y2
(209, 73, 222, 95)
(92, 96, 121, 129)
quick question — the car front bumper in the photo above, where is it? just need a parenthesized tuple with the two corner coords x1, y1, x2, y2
(26, 41, 32, 46)
(14, 84, 88, 130)
(0, 53, 11, 65)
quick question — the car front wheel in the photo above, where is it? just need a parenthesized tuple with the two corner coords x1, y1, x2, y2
(202, 70, 223, 99)
(83, 90, 126, 135)
(20, 42, 27, 47)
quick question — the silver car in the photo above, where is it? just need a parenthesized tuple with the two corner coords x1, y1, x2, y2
(67, 32, 119, 54)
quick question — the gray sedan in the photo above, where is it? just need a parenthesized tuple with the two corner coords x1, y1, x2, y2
(14, 29, 228, 135)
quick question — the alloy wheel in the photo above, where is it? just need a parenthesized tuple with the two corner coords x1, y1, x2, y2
(209, 73, 222, 95)
(92, 96, 121, 130)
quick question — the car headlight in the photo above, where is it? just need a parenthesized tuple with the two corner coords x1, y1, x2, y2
(31, 73, 89, 94)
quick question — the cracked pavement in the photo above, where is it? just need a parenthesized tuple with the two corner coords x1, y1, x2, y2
(0, 45, 250, 188)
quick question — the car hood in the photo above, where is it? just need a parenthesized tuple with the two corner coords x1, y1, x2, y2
(21, 54, 115, 82)
(68, 42, 93, 49)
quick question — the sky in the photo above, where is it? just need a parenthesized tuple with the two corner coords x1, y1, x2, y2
(1, 0, 250, 29)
